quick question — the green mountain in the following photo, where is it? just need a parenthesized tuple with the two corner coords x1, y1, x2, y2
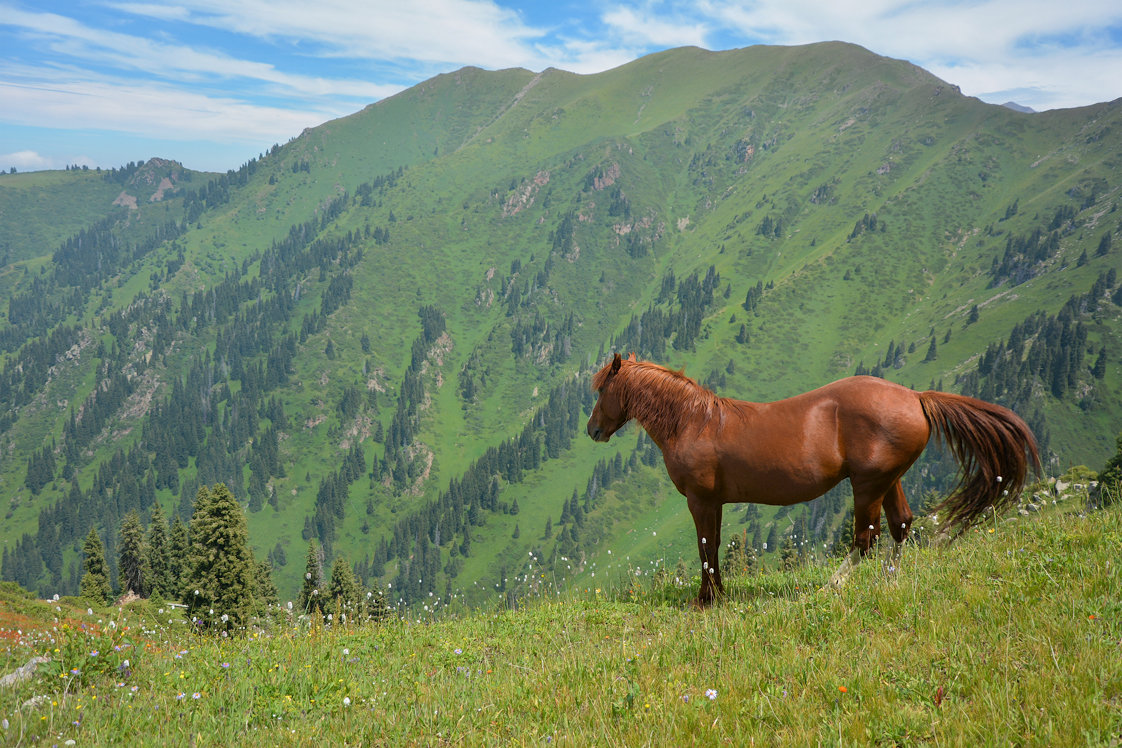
(1, 42, 1119, 607)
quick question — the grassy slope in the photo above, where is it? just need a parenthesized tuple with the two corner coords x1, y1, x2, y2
(1, 44, 1120, 604)
(0, 501, 1118, 745)
(0, 171, 123, 265)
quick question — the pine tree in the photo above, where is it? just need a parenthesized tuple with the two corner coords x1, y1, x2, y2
(831, 508, 855, 557)
(764, 524, 778, 554)
(1092, 346, 1107, 380)
(167, 515, 189, 600)
(923, 337, 938, 362)
(328, 555, 362, 621)
(185, 484, 256, 633)
(779, 532, 799, 571)
(80, 528, 113, 605)
(365, 584, 392, 622)
(255, 559, 279, 610)
(724, 532, 746, 577)
(1097, 232, 1112, 257)
(118, 510, 146, 597)
(298, 539, 326, 617)
(144, 503, 172, 598)
(1097, 432, 1122, 506)
(744, 543, 757, 575)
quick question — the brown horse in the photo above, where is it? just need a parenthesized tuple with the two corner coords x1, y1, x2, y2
(586, 353, 1041, 605)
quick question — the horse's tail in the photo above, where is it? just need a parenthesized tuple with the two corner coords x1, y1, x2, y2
(919, 391, 1042, 535)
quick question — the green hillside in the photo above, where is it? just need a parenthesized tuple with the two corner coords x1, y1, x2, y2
(1, 501, 1119, 744)
(0, 42, 1120, 608)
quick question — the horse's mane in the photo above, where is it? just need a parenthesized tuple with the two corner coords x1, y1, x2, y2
(596, 359, 718, 443)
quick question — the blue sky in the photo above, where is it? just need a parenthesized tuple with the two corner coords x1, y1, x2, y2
(2, 0, 1121, 173)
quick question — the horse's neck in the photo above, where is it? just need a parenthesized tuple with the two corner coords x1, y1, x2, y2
(626, 376, 712, 446)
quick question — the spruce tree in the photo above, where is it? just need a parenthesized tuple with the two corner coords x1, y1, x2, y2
(779, 533, 799, 571)
(744, 543, 757, 575)
(1097, 432, 1122, 506)
(255, 559, 280, 610)
(144, 503, 172, 598)
(365, 584, 392, 622)
(831, 508, 855, 557)
(298, 539, 326, 617)
(724, 532, 746, 577)
(328, 555, 362, 621)
(118, 510, 146, 597)
(167, 515, 189, 600)
(923, 337, 938, 362)
(185, 484, 256, 633)
(80, 528, 114, 605)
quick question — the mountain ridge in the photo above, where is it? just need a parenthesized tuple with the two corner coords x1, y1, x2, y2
(0, 42, 1118, 607)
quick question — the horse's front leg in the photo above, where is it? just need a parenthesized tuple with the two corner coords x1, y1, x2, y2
(687, 494, 724, 606)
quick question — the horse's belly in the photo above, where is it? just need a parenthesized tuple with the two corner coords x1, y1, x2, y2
(717, 444, 845, 505)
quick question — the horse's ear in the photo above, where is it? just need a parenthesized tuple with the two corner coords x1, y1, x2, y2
(626, 352, 637, 362)
(611, 352, 622, 374)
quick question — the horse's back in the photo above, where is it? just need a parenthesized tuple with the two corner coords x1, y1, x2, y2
(823, 376, 930, 471)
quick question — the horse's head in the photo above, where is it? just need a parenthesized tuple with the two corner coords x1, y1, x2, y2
(587, 353, 632, 442)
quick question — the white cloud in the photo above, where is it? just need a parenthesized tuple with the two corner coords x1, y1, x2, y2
(601, 5, 709, 48)
(0, 149, 52, 170)
(0, 74, 343, 144)
(2, 6, 400, 101)
(111, 0, 551, 69)
(695, 0, 1122, 109)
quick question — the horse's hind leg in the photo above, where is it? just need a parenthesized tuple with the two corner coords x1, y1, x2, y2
(882, 480, 914, 573)
(826, 546, 862, 588)
(827, 478, 915, 588)
(826, 490, 884, 588)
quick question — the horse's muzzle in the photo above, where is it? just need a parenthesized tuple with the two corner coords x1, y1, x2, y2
(586, 422, 609, 442)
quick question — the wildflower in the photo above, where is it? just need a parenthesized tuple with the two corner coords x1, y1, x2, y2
(192, 692, 201, 700)
(343, 696, 351, 707)
(705, 689, 717, 701)
(89, 650, 99, 657)
(176, 693, 186, 700)
(220, 662, 230, 669)
(839, 686, 848, 693)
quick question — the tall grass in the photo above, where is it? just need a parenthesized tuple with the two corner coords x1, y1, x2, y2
(2, 503, 1118, 745)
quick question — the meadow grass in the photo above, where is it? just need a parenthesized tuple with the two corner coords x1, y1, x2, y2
(2, 502, 1118, 746)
